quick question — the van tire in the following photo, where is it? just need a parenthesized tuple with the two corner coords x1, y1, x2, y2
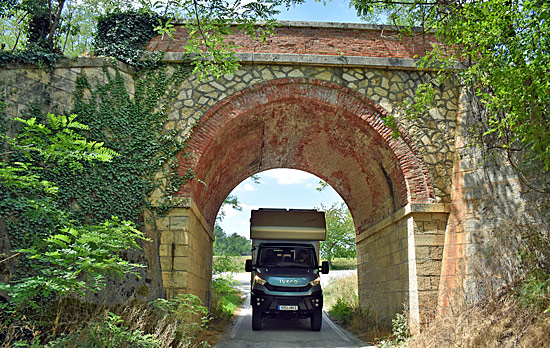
(310, 311, 322, 331)
(252, 308, 262, 330)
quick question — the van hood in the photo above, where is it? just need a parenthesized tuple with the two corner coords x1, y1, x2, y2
(256, 267, 319, 287)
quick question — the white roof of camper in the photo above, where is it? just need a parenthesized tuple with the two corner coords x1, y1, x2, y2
(250, 208, 326, 241)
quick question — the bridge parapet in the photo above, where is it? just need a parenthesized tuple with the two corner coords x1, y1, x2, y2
(148, 21, 438, 60)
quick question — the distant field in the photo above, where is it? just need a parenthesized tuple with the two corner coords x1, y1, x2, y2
(213, 255, 356, 272)
(329, 257, 357, 270)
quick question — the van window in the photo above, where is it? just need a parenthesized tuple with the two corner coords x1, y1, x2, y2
(257, 247, 315, 268)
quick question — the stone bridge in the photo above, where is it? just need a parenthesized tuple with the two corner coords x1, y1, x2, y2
(1, 21, 524, 331)
(149, 22, 458, 330)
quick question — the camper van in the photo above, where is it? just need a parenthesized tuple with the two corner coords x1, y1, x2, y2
(245, 208, 329, 331)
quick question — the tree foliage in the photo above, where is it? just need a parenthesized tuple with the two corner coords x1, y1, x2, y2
(0, 112, 146, 311)
(320, 203, 356, 266)
(352, 0, 550, 174)
(213, 224, 251, 256)
(0, 218, 147, 310)
(145, 0, 303, 78)
(1, 0, 305, 74)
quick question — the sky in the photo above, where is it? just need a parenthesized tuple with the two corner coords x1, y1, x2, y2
(273, 0, 364, 23)
(216, 1, 364, 238)
(217, 169, 346, 238)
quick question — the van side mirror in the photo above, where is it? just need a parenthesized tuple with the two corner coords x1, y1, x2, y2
(245, 259, 253, 272)
(320, 261, 329, 274)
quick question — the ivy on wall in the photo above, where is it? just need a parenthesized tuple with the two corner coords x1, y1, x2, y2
(94, 11, 164, 69)
(0, 62, 195, 274)
(44, 63, 195, 226)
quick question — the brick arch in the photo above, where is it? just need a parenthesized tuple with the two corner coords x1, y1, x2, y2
(178, 78, 435, 232)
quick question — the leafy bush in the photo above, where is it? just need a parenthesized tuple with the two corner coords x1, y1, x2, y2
(0, 48, 62, 68)
(378, 313, 409, 348)
(329, 297, 355, 324)
(212, 255, 242, 276)
(0, 112, 158, 346)
(211, 276, 242, 320)
(0, 218, 147, 310)
(153, 294, 209, 335)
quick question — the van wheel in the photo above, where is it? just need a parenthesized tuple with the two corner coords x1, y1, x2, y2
(252, 308, 262, 331)
(310, 311, 322, 331)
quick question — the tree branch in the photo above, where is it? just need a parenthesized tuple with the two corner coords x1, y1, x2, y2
(0, 252, 20, 264)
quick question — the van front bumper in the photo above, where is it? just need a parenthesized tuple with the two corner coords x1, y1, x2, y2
(251, 290, 323, 318)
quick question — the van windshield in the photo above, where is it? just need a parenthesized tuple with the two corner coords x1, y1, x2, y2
(257, 246, 316, 268)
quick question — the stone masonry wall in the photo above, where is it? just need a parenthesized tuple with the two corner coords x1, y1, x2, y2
(412, 210, 448, 324)
(439, 89, 548, 309)
(356, 203, 449, 328)
(356, 215, 409, 323)
(155, 201, 214, 304)
(0, 58, 134, 121)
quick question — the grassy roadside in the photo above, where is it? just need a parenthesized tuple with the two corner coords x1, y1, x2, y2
(322, 274, 550, 348)
(329, 258, 357, 270)
(323, 274, 391, 345)
(199, 274, 245, 347)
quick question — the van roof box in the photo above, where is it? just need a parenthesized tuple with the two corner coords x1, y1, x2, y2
(250, 208, 326, 241)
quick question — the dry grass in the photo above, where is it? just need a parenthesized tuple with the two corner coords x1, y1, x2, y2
(324, 274, 392, 344)
(403, 294, 550, 348)
(0, 296, 211, 348)
(323, 274, 358, 308)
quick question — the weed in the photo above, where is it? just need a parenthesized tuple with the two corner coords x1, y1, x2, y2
(47, 312, 162, 348)
(329, 297, 355, 324)
(516, 270, 550, 311)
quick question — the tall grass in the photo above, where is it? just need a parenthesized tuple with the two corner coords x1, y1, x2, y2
(323, 274, 391, 343)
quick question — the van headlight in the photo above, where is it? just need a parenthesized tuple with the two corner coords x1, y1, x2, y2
(254, 275, 267, 286)
(309, 276, 321, 287)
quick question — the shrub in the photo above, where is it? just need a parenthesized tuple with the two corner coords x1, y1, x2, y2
(329, 297, 354, 324)
(36, 295, 210, 348)
(517, 270, 550, 311)
(212, 255, 242, 276)
(210, 276, 242, 320)
(94, 11, 163, 69)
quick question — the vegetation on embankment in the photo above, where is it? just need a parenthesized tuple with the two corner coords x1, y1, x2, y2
(323, 220, 550, 348)
(323, 274, 393, 344)
(402, 293, 550, 348)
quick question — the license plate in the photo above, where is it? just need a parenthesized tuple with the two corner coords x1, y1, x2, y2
(278, 305, 298, 311)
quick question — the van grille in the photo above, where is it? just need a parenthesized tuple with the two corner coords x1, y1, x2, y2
(266, 284, 312, 292)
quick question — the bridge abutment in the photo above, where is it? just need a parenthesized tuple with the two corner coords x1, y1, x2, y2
(356, 203, 449, 331)
(151, 199, 214, 304)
